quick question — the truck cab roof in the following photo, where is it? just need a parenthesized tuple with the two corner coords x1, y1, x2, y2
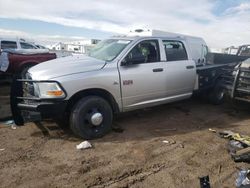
(112, 29, 205, 42)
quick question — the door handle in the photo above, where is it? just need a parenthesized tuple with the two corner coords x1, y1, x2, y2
(186, 65, 194, 69)
(153, 68, 163, 72)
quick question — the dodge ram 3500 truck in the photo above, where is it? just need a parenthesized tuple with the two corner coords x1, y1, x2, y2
(12, 29, 237, 139)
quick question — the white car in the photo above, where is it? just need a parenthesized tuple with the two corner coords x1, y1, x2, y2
(0, 38, 38, 51)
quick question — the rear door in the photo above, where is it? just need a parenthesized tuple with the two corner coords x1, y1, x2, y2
(163, 40, 196, 97)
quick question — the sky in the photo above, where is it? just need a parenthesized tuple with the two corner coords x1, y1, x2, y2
(0, 0, 250, 48)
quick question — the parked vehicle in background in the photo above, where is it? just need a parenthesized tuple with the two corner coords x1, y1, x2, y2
(0, 38, 38, 50)
(237, 45, 250, 56)
(224, 46, 239, 55)
(12, 29, 241, 139)
(34, 44, 48, 49)
(0, 37, 57, 78)
(0, 49, 56, 77)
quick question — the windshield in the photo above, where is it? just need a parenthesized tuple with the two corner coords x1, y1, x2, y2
(88, 39, 132, 61)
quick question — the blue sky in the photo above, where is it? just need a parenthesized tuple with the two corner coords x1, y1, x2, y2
(0, 18, 111, 39)
(0, 0, 250, 48)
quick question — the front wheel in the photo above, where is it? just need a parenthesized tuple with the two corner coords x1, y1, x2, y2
(70, 96, 113, 139)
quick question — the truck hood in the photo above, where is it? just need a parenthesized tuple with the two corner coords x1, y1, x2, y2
(28, 54, 106, 80)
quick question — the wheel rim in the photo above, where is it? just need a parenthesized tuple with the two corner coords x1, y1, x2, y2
(217, 89, 225, 100)
(84, 108, 104, 129)
(91, 112, 103, 126)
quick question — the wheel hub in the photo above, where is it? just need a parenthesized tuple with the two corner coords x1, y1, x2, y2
(90, 112, 103, 126)
(218, 90, 224, 100)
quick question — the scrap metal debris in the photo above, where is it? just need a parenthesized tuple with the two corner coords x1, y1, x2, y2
(210, 129, 250, 163)
(236, 169, 250, 187)
(76, 141, 92, 150)
(219, 130, 250, 146)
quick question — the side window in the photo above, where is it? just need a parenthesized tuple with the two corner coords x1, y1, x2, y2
(202, 45, 208, 57)
(20, 42, 37, 49)
(163, 40, 188, 61)
(124, 40, 160, 64)
(1, 41, 17, 49)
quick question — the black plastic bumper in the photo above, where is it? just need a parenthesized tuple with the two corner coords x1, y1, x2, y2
(17, 101, 68, 122)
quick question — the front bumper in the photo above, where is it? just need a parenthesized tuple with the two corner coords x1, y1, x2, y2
(11, 76, 68, 125)
(17, 101, 67, 122)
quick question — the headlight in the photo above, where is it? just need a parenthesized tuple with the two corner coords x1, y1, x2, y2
(33, 82, 66, 99)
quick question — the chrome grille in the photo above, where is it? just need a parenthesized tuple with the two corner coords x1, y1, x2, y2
(22, 73, 35, 98)
(22, 81, 35, 97)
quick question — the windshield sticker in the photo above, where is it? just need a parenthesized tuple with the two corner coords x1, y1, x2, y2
(117, 40, 130, 44)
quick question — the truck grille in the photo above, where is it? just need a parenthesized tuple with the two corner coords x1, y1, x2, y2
(22, 72, 35, 98)
(22, 81, 35, 97)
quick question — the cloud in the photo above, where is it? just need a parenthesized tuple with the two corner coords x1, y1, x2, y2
(225, 2, 250, 14)
(0, 28, 87, 45)
(0, 0, 250, 48)
(0, 28, 28, 37)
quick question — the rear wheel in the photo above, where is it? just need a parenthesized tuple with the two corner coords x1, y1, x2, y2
(70, 96, 113, 139)
(209, 80, 226, 105)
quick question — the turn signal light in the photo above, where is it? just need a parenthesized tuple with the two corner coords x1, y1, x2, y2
(46, 90, 64, 96)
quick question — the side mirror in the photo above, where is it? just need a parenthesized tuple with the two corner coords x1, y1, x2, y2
(121, 54, 146, 66)
(121, 59, 128, 66)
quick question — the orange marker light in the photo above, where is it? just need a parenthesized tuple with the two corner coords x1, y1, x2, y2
(46, 90, 64, 96)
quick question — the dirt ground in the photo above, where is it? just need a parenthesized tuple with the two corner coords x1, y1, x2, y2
(1, 83, 250, 188)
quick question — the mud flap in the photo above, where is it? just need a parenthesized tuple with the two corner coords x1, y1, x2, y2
(10, 75, 24, 125)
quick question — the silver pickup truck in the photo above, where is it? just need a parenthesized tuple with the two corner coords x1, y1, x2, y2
(12, 30, 235, 139)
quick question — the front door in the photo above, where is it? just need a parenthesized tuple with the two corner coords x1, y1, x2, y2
(119, 39, 167, 110)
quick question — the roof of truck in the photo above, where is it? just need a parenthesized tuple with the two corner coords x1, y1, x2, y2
(111, 29, 204, 41)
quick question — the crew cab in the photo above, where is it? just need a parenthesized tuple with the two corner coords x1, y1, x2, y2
(12, 29, 236, 139)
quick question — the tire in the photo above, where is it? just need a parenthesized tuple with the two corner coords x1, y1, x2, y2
(209, 80, 226, 105)
(70, 96, 113, 139)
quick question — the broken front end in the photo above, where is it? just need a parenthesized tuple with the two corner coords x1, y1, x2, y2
(11, 73, 68, 125)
